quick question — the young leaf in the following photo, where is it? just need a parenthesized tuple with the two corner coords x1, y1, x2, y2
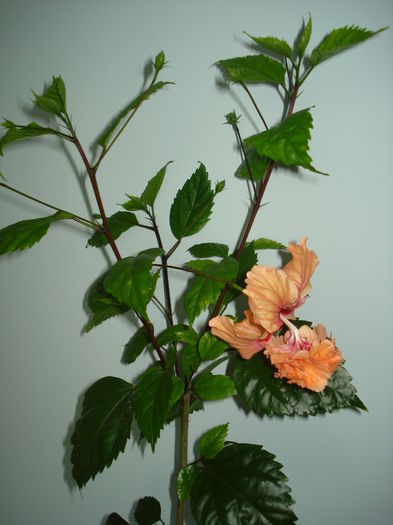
(198, 332, 227, 361)
(177, 464, 200, 503)
(252, 237, 286, 250)
(134, 364, 172, 451)
(199, 422, 229, 459)
(86, 272, 129, 332)
(97, 81, 172, 149)
(32, 76, 67, 117)
(0, 120, 67, 156)
(184, 257, 239, 324)
(193, 373, 236, 401)
(134, 496, 162, 525)
(245, 33, 292, 59)
(70, 377, 133, 488)
(87, 211, 139, 247)
(121, 195, 148, 212)
(188, 242, 229, 259)
(191, 443, 297, 524)
(140, 161, 172, 207)
(0, 211, 71, 255)
(310, 25, 387, 67)
(216, 54, 286, 85)
(122, 326, 151, 364)
(231, 353, 367, 417)
(295, 15, 312, 58)
(170, 163, 214, 240)
(244, 109, 323, 172)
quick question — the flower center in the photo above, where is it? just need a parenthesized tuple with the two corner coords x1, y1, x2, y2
(279, 314, 311, 353)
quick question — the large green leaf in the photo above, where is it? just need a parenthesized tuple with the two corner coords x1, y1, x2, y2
(191, 442, 297, 524)
(198, 331, 227, 361)
(0, 120, 67, 156)
(310, 25, 387, 67)
(184, 258, 239, 324)
(134, 364, 172, 451)
(97, 81, 172, 148)
(104, 250, 163, 317)
(70, 377, 133, 488)
(188, 242, 229, 259)
(245, 33, 292, 59)
(0, 211, 72, 255)
(216, 54, 286, 85)
(140, 161, 172, 207)
(295, 15, 312, 58)
(194, 373, 236, 401)
(32, 76, 67, 117)
(122, 326, 150, 364)
(244, 109, 319, 171)
(87, 211, 139, 247)
(170, 163, 214, 240)
(200, 423, 229, 459)
(85, 272, 129, 332)
(231, 354, 367, 417)
(134, 496, 162, 525)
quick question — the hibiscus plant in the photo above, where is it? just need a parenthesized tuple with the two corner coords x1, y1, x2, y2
(0, 16, 386, 525)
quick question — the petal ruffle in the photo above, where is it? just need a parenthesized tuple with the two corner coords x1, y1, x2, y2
(283, 236, 319, 298)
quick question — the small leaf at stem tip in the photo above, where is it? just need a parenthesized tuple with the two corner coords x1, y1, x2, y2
(200, 422, 229, 459)
(225, 111, 240, 126)
(134, 496, 162, 525)
(32, 75, 67, 117)
(295, 14, 312, 58)
(244, 32, 293, 59)
(140, 161, 173, 207)
(214, 179, 225, 194)
(154, 50, 167, 72)
(121, 194, 148, 212)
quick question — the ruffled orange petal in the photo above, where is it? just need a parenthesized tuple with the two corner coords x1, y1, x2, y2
(209, 310, 268, 360)
(244, 266, 298, 333)
(283, 236, 319, 298)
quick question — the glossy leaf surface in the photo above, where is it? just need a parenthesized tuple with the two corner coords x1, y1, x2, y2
(200, 423, 229, 459)
(198, 332, 228, 361)
(87, 211, 139, 247)
(134, 496, 162, 525)
(194, 373, 236, 401)
(217, 54, 286, 85)
(177, 464, 200, 503)
(191, 443, 297, 524)
(71, 377, 133, 488)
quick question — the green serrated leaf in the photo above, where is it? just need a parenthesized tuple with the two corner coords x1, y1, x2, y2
(216, 54, 286, 85)
(32, 76, 67, 117)
(0, 120, 66, 156)
(194, 373, 236, 401)
(122, 327, 150, 364)
(87, 211, 139, 247)
(198, 332, 227, 361)
(0, 211, 71, 255)
(231, 354, 366, 417)
(310, 25, 387, 67)
(244, 109, 319, 171)
(184, 257, 239, 324)
(200, 423, 229, 459)
(97, 81, 172, 149)
(252, 237, 286, 250)
(140, 161, 172, 207)
(188, 242, 229, 259)
(169, 376, 185, 410)
(134, 364, 172, 451)
(235, 147, 271, 181)
(181, 344, 201, 380)
(121, 195, 148, 212)
(191, 442, 297, 524)
(177, 464, 200, 504)
(296, 15, 312, 58)
(170, 163, 214, 240)
(86, 272, 129, 332)
(70, 377, 133, 488)
(134, 496, 162, 525)
(245, 33, 292, 59)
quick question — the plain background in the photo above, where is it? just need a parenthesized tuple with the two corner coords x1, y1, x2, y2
(0, 1, 392, 524)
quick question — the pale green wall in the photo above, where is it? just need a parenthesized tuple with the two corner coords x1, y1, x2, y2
(0, 1, 392, 524)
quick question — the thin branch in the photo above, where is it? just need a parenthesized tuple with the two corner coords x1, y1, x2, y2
(233, 124, 257, 199)
(240, 82, 269, 130)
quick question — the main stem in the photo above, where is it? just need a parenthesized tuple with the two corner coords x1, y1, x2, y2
(175, 388, 191, 525)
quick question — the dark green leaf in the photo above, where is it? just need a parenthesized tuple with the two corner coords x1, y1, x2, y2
(244, 109, 322, 172)
(181, 344, 201, 380)
(122, 327, 150, 364)
(191, 442, 297, 524)
(170, 163, 214, 240)
(223, 243, 257, 305)
(71, 377, 133, 488)
(0, 120, 66, 156)
(188, 242, 229, 259)
(32, 76, 67, 117)
(104, 513, 130, 525)
(235, 147, 271, 181)
(134, 496, 161, 525)
(169, 376, 185, 410)
(198, 332, 227, 361)
(231, 354, 367, 417)
(310, 25, 387, 67)
(87, 211, 139, 247)
(156, 324, 187, 347)
(216, 54, 286, 85)
(252, 237, 286, 250)
(200, 423, 229, 459)
(296, 15, 312, 58)
(0, 211, 71, 255)
(97, 81, 172, 148)
(176, 326, 199, 345)
(121, 195, 148, 212)
(134, 364, 172, 451)
(245, 33, 292, 59)
(184, 257, 239, 324)
(194, 373, 236, 401)
(86, 272, 129, 332)
(177, 464, 200, 503)
(140, 161, 172, 207)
